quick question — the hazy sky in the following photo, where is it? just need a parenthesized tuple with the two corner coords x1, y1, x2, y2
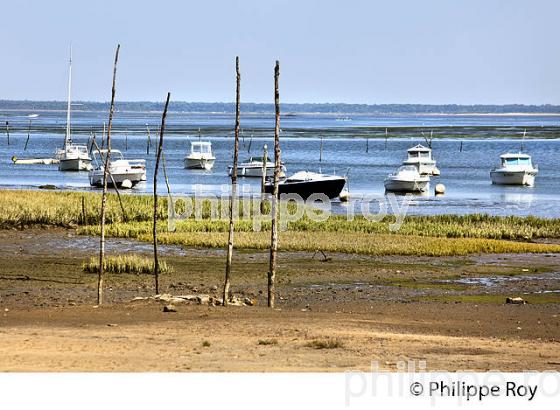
(1, 0, 559, 104)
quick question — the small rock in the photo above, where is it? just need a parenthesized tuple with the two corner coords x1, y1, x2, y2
(210, 285, 218, 292)
(506, 297, 526, 305)
(163, 305, 177, 313)
(107, 323, 118, 327)
(243, 297, 256, 306)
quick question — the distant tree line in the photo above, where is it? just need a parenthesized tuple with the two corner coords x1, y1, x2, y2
(1, 100, 560, 114)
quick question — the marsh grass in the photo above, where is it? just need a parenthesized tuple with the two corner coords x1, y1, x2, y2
(82, 255, 172, 275)
(4, 190, 560, 256)
(305, 339, 344, 349)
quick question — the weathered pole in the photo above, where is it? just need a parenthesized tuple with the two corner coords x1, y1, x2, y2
(268, 60, 281, 308)
(98, 44, 120, 306)
(223, 56, 241, 306)
(5, 121, 9, 146)
(101, 121, 106, 148)
(125, 129, 128, 151)
(366, 136, 369, 153)
(153, 92, 171, 295)
(146, 124, 151, 155)
(385, 127, 388, 149)
(260, 144, 268, 214)
(24, 119, 31, 150)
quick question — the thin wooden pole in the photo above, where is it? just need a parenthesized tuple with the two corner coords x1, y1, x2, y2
(153, 92, 171, 295)
(101, 121, 106, 148)
(91, 137, 127, 221)
(125, 129, 128, 151)
(223, 56, 241, 306)
(268, 60, 281, 309)
(260, 144, 268, 214)
(98, 44, 120, 306)
(146, 124, 151, 155)
(247, 134, 253, 153)
(5, 121, 9, 146)
(366, 135, 369, 153)
(24, 119, 31, 150)
(385, 128, 388, 149)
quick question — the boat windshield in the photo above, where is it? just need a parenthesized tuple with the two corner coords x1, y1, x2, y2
(398, 165, 419, 173)
(192, 142, 212, 154)
(248, 156, 270, 163)
(408, 151, 430, 159)
(95, 150, 124, 163)
(503, 157, 531, 166)
(67, 145, 88, 154)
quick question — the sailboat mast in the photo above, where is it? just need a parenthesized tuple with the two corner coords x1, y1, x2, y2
(65, 45, 72, 149)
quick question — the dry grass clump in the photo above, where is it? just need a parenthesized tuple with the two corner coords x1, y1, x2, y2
(305, 339, 344, 349)
(82, 255, 172, 274)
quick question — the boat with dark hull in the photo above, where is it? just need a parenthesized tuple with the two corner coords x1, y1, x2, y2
(264, 171, 347, 200)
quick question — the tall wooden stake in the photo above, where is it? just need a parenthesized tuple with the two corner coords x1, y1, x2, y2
(268, 60, 281, 309)
(223, 56, 241, 306)
(98, 44, 120, 306)
(384, 127, 388, 149)
(24, 119, 31, 150)
(153, 92, 171, 295)
(366, 136, 369, 153)
(260, 144, 268, 214)
(5, 121, 9, 146)
(146, 124, 151, 155)
(101, 121, 106, 148)
(125, 129, 128, 151)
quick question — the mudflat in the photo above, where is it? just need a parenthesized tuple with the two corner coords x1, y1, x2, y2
(1, 229, 559, 371)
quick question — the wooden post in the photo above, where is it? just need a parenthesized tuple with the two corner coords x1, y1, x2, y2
(366, 135, 369, 153)
(153, 92, 171, 295)
(125, 129, 128, 151)
(101, 121, 106, 148)
(268, 60, 281, 309)
(81, 195, 86, 225)
(260, 144, 268, 214)
(98, 44, 120, 306)
(385, 128, 388, 149)
(24, 119, 31, 150)
(5, 121, 9, 146)
(146, 124, 151, 155)
(223, 56, 241, 306)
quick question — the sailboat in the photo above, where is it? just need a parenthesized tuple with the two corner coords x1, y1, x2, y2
(57, 46, 92, 171)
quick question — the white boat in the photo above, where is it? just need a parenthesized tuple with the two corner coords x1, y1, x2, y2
(229, 156, 286, 178)
(57, 46, 92, 172)
(89, 149, 145, 189)
(490, 153, 538, 186)
(384, 165, 430, 193)
(184, 141, 215, 170)
(402, 144, 440, 176)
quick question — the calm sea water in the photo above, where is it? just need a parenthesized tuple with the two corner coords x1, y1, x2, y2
(1, 111, 560, 218)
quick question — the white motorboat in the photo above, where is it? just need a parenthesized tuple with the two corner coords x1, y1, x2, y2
(264, 171, 346, 199)
(229, 156, 286, 178)
(184, 141, 215, 170)
(57, 46, 92, 172)
(384, 165, 430, 193)
(402, 144, 440, 176)
(89, 149, 145, 189)
(490, 153, 538, 186)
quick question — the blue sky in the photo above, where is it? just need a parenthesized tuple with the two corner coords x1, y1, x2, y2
(1, 0, 559, 104)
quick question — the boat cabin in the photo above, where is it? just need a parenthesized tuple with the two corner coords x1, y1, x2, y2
(406, 144, 432, 160)
(500, 153, 533, 167)
(93, 149, 125, 165)
(191, 141, 212, 155)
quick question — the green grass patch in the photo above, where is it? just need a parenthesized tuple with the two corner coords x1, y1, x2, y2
(82, 255, 172, 275)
